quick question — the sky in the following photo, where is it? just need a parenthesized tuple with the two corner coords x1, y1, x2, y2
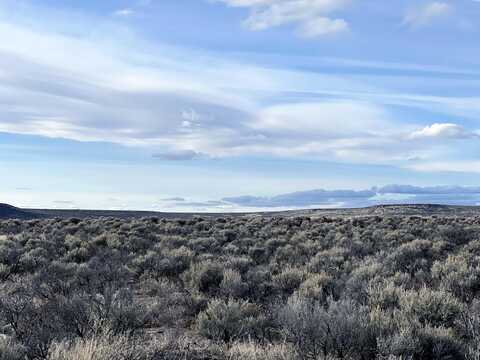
(1, 0, 480, 211)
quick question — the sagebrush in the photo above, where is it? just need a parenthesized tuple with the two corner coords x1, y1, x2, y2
(0, 214, 480, 359)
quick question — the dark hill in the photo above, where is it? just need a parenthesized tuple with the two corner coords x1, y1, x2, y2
(0, 204, 43, 220)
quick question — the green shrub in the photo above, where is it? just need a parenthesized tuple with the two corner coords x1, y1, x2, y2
(368, 281, 403, 311)
(220, 269, 248, 299)
(385, 239, 433, 276)
(295, 272, 335, 303)
(399, 287, 463, 328)
(432, 253, 480, 302)
(2, 211, 480, 359)
(308, 247, 351, 276)
(377, 325, 464, 360)
(183, 262, 224, 295)
(196, 298, 265, 343)
(279, 295, 376, 360)
(272, 267, 306, 296)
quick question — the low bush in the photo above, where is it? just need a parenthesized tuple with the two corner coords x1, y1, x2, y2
(0, 213, 479, 359)
(196, 298, 266, 343)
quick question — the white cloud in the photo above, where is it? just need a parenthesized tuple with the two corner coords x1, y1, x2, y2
(299, 17, 349, 37)
(112, 0, 156, 17)
(217, 0, 274, 5)
(253, 101, 392, 136)
(181, 109, 201, 124)
(0, 14, 388, 163)
(0, 4, 478, 170)
(223, 185, 480, 208)
(113, 8, 134, 17)
(408, 123, 476, 140)
(403, 2, 452, 27)
(152, 150, 206, 161)
(6, 184, 480, 212)
(215, 0, 350, 36)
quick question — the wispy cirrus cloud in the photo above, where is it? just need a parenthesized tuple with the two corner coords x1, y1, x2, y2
(112, 9, 134, 17)
(213, 0, 350, 37)
(403, 2, 453, 28)
(407, 161, 480, 174)
(0, 1, 479, 173)
(112, 0, 153, 17)
(152, 150, 208, 161)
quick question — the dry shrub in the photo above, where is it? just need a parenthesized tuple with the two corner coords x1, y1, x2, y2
(49, 331, 224, 360)
(227, 341, 295, 360)
(398, 287, 463, 328)
(295, 272, 335, 303)
(272, 267, 306, 296)
(150, 332, 223, 360)
(0, 336, 26, 360)
(196, 298, 265, 343)
(48, 333, 147, 360)
(220, 269, 248, 299)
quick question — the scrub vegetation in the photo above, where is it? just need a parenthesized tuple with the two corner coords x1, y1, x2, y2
(0, 213, 480, 359)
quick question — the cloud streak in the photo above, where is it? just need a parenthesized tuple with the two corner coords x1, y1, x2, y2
(152, 150, 207, 161)
(223, 185, 480, 209)
(215, 0, 350, 37)
(0, 2, 479, 174)
(408, 123, 478, 140)
(112, 9, 134, 17)
(403, 2, 453, 28)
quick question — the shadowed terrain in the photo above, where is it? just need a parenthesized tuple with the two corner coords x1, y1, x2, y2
(2, 203, 480, 220)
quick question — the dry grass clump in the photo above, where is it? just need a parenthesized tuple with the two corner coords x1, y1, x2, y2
(227, 341, 295, 360)
(0, 336, 26, 360)
(48, 334, 147, 360)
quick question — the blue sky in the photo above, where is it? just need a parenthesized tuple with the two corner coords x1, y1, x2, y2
(1, 0, 480, 211)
